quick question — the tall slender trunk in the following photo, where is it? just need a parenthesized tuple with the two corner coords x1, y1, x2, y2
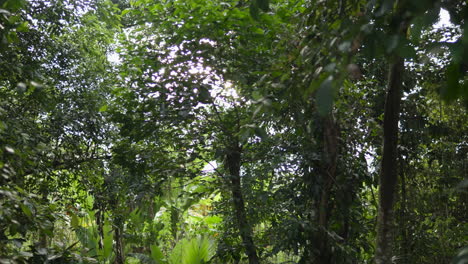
(374, 2, 412, 259)
(399, 157, 408, 262)
(95, 206, 104, 250)
(225, 144, 260, 264)
(114, 224, 125, 264)
(316, 115, 339, 264)
(375, 55, 405, 264)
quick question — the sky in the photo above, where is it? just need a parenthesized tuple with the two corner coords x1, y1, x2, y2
(435, 9, 452, 28)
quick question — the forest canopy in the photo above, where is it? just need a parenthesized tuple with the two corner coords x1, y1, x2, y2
(0, 0, 467, 263)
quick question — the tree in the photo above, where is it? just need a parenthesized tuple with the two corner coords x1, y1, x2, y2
(0, 0, 119, 260)
(1, 0, 466, 263)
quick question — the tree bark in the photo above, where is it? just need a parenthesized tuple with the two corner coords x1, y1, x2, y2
(316, 115, 339, 264)
(399, 157, 408, 262)
(375, 56, 405, 264)
(95, 207, 104, 250)
(114, 224, 125, 264)
(225, 144, 260, 264)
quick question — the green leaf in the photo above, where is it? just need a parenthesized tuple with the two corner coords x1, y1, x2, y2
(182, 237, 214, 264)
(0, 9, 11, 16)
(441, 63, 461, 102)
(5, 146, 15, 154)
(71, 214, 79, 228)
(169, 239, 186, 264)
(305, 73, 327, 99)
(16, 82, 27, 93)
(36, 248, 48, 255)
(316, 76, 334, 115)
(204, 215, 222, 225)
(3, 0, 26, 12)
(121, 9, 131, 16)
(102, 221, 114, 259)
(254, 126, 268, 140)
(18, 251, 33, 258)
(338, 41, 351, 52)
(150, 244, 164, 263)
(20, 204, 32, 219)
(99, 104, 108, 112)
(16, 21, 29, 32)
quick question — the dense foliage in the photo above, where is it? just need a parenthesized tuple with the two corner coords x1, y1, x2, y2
(0, 0, 466, 263)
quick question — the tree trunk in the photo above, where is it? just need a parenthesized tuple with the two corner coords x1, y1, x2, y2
(225, 144, 260, 264)
(114, 225, 125, 264)
(95, 206, 104, 250)
(375, 56, 405, 264)
(399, 157, 408, 263)
(316, 115, 339, 264)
